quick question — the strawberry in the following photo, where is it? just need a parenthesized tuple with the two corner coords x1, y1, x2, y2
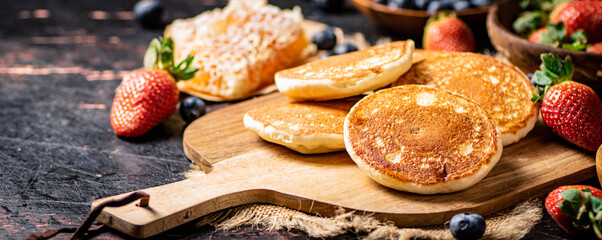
(545, 185, 602, 237)
(528, 27, 547, 43)
(587, 42, 602, 54)
(531, 53, 602, 151)
(550, 0, 602, 43)
(423, 12, 475, 52)
(110, 38, 197, 137)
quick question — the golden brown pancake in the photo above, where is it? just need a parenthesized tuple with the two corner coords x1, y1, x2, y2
(344, 85, 502, 194)
(275, 41, 414, 101)
(412, 49, 469, 63)
(244, 97, 360, 154)
(393, 53, 538, 146)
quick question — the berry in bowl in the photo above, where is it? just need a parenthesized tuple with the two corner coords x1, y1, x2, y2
(350, 0, 497, 37)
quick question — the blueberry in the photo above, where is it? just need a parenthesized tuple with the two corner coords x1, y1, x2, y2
(526, 72, 534, 79)
(312, 27, 337, 50)
(375, 0, 389, 5)
(388, 0, 415, 9)
(134, 0, 164, 29)
(321, 50, 337, 59)
(470, 0, 492, 7)
(452, 0, 471, 10)
(333, 43, 358, 55)
(312, 0, 345, 12)
(426, 0, 454, 13)
(414, 0, 432, 10)
(449, 213, 486, 240)
(180, 96, 206, 124)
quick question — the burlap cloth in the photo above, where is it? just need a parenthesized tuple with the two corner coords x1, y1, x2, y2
(191, 199, 541, 240)
(186, 168, 542, 240)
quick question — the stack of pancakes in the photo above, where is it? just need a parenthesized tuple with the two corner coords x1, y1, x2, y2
(244, 44, 538, 194)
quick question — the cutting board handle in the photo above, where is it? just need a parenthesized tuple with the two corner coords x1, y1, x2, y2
(92, 172, 262, 238)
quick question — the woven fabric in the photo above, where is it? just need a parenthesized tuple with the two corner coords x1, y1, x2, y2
(194, 199, 542, 240)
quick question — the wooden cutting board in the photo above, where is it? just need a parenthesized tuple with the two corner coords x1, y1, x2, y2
(93, 92, 596, 238)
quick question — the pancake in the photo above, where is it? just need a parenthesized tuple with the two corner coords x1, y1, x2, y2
(244, 97, 360, 154)
(412, 49, 469, 63)
(275, 41, 414, 101)
(344, 85, 502, 194)
(392, 53, 538, 146)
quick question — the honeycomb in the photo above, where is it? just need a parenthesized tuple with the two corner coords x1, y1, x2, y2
(165, 0, 311, 101)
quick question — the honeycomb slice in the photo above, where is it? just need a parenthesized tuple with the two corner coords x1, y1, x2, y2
(165, 0, 311, 101)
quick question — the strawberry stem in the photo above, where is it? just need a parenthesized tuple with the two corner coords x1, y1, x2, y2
(531, 53, 573, 102)
(590, 211, 602, 239)
(143, 37, 198, 81)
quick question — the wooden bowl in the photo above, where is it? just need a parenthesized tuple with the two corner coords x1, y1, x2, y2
(487, 0, 602, 93)
(350, 0, 492, 38)
(597, 145, 602, 187)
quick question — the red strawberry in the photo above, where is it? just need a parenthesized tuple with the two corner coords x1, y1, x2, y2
(110, 38, 197, 137)
(587, 42, 602, 54)
(423, 13, 475, 52)
(545, 185, 602, 235)
(531, 53, 602, 151)
(550, 0, 602, 43)
(528, 27, 547, 43)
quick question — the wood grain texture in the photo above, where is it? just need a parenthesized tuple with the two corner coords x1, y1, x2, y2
(93, 92, 596, 238)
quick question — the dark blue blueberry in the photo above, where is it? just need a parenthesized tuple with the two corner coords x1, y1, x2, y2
(452, 0, 471, 10)
(333, 43, 358, 55)
(449, 213, 486, 240)
(312, 0, 345, 12)
(312, 27, 337, 50)
(426, 0, 454, 13)
(414, 0, 432, 10)
(321, 50, 337, 59)
(375, 0, 389, 5)
(388, 0, 415, 9)
(526, 72, 534, 79)
(426, 0, 453, 13)
(133, 0, 164, 29)
(470, 0, 493, 7)
(180, 96, 206, 124)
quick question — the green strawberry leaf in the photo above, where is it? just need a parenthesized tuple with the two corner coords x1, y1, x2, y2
(143, 37, 198, 81)
(513, 11, 548, 36)
(562, 43, 587, 51)
(561, 30, 589, 51)
(562, 56, 573, 82)
(531, 94, 541, 101)
(560, 188, 584, 219)
(519, 0, 556, 11)
(143, 38, 161, 69)
(533, 71, 552, 86)
(540, 22, 567, 47)
(570, 30, 588, 44)
(592, 196, 602, 214)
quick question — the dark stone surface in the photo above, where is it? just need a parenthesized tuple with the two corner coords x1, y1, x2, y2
(0, 0, 595, 239)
